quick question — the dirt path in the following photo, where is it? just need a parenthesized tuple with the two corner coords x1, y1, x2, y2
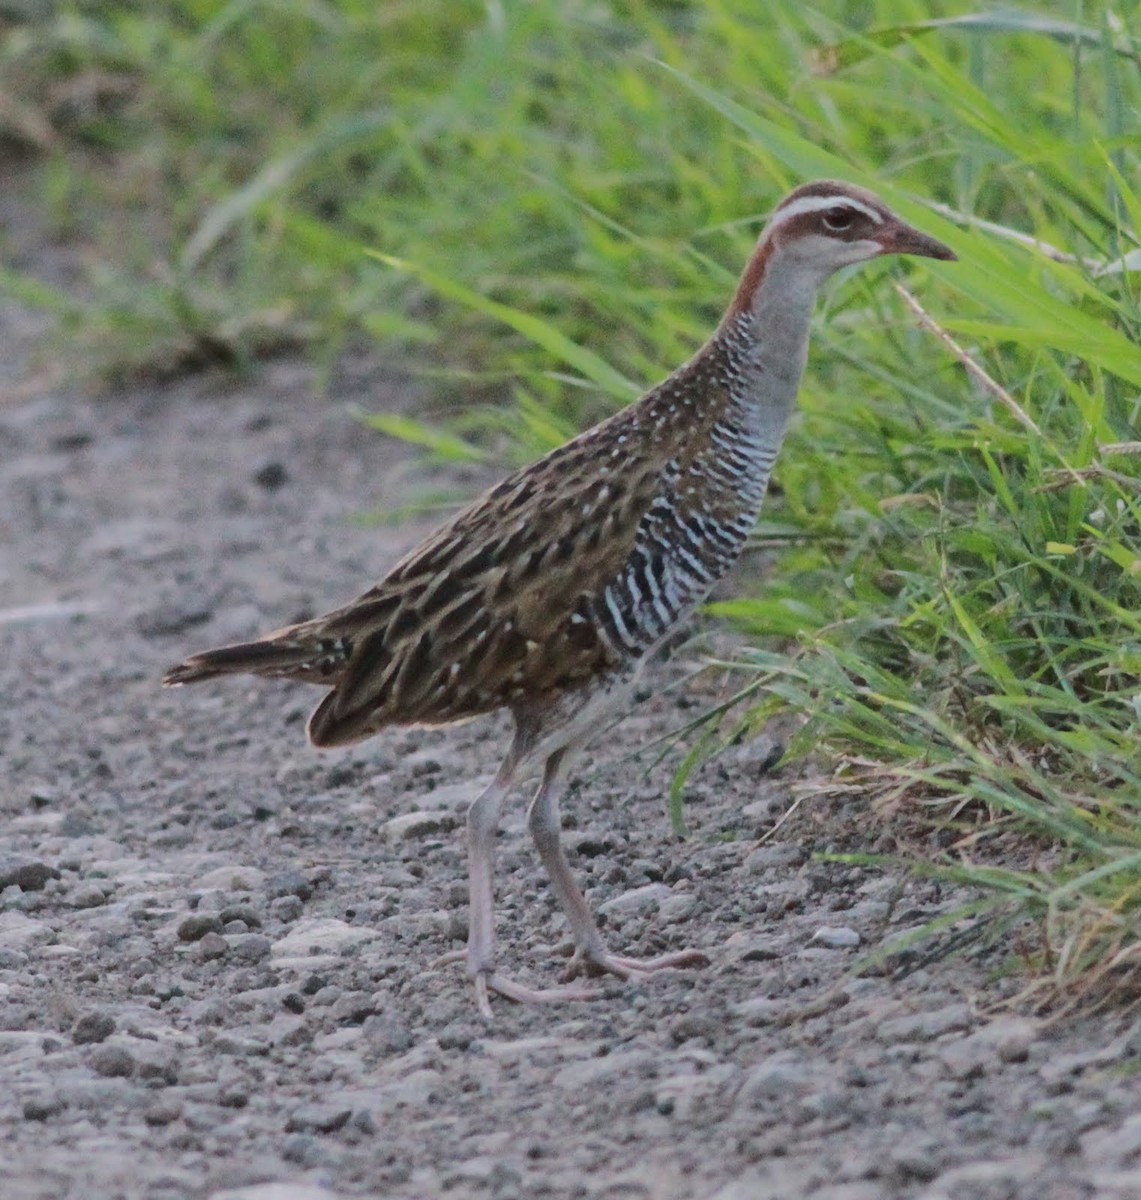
(1, 190, 1139, 1200)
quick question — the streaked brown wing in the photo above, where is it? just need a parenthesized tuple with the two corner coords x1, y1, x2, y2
(307, 410, 659, 746)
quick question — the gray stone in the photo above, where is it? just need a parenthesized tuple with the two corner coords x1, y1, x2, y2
(937, 1035, 988, 1081)
(737, 1054, 813, 1106)
(23, 1092, 68, 1121)
(658, 893, 699, 924)
(813, 1189, 887, 1200)
(381, 810, 456, 841)
(72, 1010, 116, 1044)
(208, 1186, 352, 1200)
(1038, 1030, 1132, 1086)
(266, 869, 313, 901)
(197, 932, 229, 960)
(876, 1003, 972, 1043)
(811, 925, 861, 948)
(729, 997, 786, 1026)
(195, 864, 266, 892)
(330, 990, 376, 1024)
(362, 1014, 415, 1054)
(0, 912, 51, 949)
(272, 917, 382, 960)
(59, 811, 98, 837)
(69, 882, 108, 908)
(888, 1136, 942, 1182)
(0, 857, 59, 892)
(269, 895, 304, 923)
(654, 1064, 738, 1120)
(598, 883, 672, 917)
(994, 1019, 1036, 1063)
(1090, 1171, 1141, 1198)
(90, 1043, 135, 1077)
(553, 1050, 656, 1091)
(178, 913, 223, 942)
(409, 778, 490, 812)
(219, 902, 262, 928)
(937, 1018, 1037, 1079)
(743, 843, 806, 873)
(918, 1153, 1045, 1194)
(1081, 1112, 1141, 1168)
(230, 933, 272, 963)
(285, 1102, 353, 1133)
(143, 1096, 184, 1126)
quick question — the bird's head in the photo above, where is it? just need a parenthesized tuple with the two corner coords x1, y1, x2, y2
(766, 180, 956, 273)
(724, 179, 955, 322)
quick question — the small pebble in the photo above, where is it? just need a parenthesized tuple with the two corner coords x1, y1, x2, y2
(230, 933, 272, 963)
(91, 1044, 135, 1078)
(178, 913, 224, 943)
(876, 1003, 972, 1044)
(219, 903, 262, 928)
(730, 997, 786, 1027)
(143, 1097, 184, 1127)
(744, 844, 806, 873)
(195, 865, 266, 891)
(736, 1054, 813, 1106)
(69, 883, 107, 909)
(218, 1081, 251, 1109)
(658, 894, 699, 924)
(270, 895, 304, 923)
(598, 883, 672, 917)
(381, 811, 455, 841)
(253, 461, 288, 490)
(888, 1137, 942, 1182)
(197, 932, 228, 960)
(286, 1103, 353, 1134)
(23, 1093, 67, 1121)
(330, 990, 376, 1024)
(267, 870, 313, 901)
(0, 858, 60, 893)
(72, 1011, 116, 1045)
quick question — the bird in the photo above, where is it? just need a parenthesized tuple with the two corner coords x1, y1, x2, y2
(164, 179, 955, 1018)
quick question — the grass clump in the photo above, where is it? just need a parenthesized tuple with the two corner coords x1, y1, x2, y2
(3, 1, 1140, 1004)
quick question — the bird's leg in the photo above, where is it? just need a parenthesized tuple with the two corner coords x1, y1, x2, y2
(466, 760, 513, 1018)
(527, 749, 709, 983)
(465, 742, 596, 1017)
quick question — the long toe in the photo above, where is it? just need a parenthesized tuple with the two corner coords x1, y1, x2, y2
(475, 971, 602, 1016)
(564, 946, 710, 983)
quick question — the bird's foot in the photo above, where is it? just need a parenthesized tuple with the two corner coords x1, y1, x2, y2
(473, 970, 598, 1020)
(562, 946, 710, 983)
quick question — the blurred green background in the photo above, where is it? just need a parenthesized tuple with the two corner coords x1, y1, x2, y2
(3, 0, 1140, 1001)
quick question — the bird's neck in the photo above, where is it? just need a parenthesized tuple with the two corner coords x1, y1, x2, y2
(632, 236, 827, 467)
(715, 238, 824, 442)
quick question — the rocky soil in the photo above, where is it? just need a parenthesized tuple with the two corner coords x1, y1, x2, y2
(1, 184, 1140, 1200)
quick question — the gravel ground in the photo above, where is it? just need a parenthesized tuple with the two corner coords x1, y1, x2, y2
(2, 184, 1140, 1200)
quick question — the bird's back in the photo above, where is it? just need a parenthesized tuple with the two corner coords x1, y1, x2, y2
(166, 331, 773, 747)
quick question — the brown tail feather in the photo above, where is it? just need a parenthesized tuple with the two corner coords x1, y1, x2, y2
(162, 635, 348, 687)
(307, 688, 374, 748)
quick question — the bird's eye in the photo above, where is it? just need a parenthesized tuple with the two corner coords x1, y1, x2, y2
(822, 206, 854, 232)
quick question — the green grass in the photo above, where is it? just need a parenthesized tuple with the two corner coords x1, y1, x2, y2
(4, 0, 1140, 1004)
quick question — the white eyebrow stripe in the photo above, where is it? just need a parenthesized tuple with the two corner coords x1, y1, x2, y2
(770, 194, 885, 227)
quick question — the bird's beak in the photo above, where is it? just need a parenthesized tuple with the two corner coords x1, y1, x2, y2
(877, 219, 957, 261)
